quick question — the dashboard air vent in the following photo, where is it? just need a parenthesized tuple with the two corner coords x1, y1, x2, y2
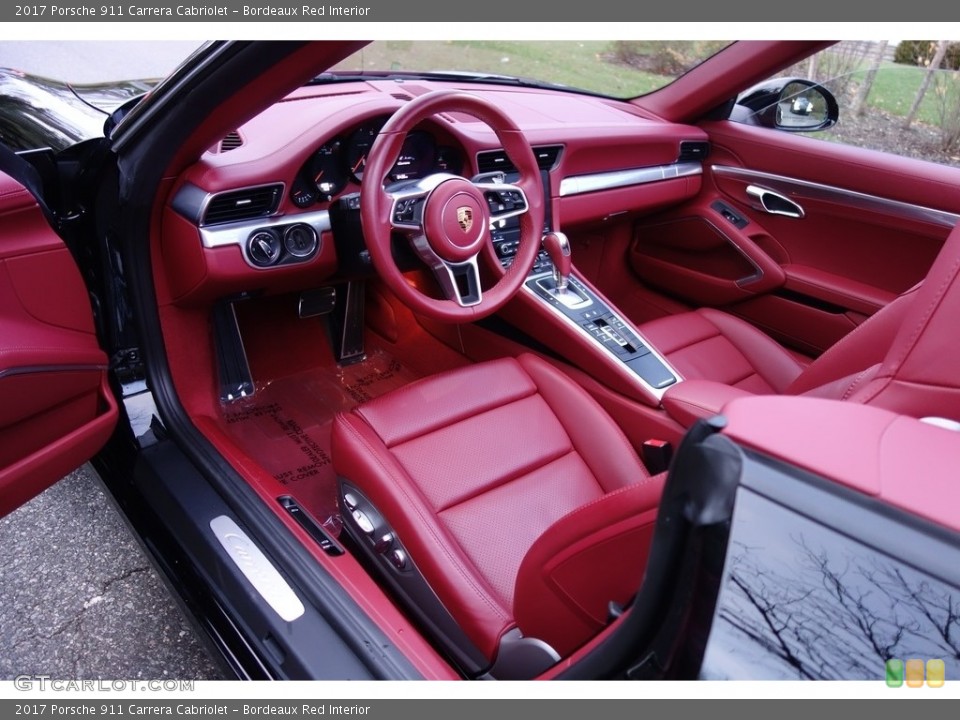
(219, 131, 243, 152)
(202, 184, 283, 226)
(678, 141, 710, 163)
(476, 145, 563, 174)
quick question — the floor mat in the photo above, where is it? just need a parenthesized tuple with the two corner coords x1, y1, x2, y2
(220, 348, 420, 533)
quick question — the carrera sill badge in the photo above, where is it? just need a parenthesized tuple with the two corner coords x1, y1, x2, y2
(210, 515, 306, 622)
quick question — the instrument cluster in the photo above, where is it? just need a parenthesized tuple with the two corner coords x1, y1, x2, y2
(288, 115, 464, 208)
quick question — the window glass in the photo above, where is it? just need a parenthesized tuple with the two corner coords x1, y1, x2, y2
(777, 41, 960, 169)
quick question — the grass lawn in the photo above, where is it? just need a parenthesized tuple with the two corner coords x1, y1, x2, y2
(856, 61, 953, 126)
(334, 41, 674, 98)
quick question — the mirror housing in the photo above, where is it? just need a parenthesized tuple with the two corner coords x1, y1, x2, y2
(730, 77, 839, 132)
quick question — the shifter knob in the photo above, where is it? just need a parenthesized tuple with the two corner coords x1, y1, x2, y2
(542, 232, 572, 292)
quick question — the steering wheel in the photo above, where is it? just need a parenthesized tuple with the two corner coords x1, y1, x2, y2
(360, 90, 545, 322)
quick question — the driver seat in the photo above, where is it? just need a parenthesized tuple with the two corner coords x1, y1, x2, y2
(332, 353, 664, 678)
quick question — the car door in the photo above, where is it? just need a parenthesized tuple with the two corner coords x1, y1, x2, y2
(687, 121, 958, 355)
(628, 41, 960, 357)
(0, 163, 117, 517)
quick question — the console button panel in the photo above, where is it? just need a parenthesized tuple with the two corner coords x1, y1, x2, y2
(525, 273, 678, 393)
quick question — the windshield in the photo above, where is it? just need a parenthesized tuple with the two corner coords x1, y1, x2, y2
(331, 40, 733, 99)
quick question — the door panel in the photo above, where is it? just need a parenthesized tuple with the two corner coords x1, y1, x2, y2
(0, 170, 117, 517)
(632, 120, 960, 355)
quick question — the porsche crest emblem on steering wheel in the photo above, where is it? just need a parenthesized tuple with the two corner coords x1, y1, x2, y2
(457, 207, 474, 233)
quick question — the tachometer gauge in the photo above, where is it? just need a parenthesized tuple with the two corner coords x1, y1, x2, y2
(308, 140, 347, 201)
(345, 118, 386, 183)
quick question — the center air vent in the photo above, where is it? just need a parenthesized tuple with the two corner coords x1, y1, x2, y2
(677, 141, 710, 163)
(476, 145, 563, 174)
(202, 184, 283, 226)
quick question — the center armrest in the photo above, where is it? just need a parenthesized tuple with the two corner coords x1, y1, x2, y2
(662, 380, 755, 428)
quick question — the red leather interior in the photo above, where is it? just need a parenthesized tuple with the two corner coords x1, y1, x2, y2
(514, 473, 664, 656)
(782, 265, 897, 317)
(630, 202, 786, 307)
(721, 396, 960, 532)
(846, 222, 960, 419)
(785, 287, 917, 396)
(332, 353, 654, 662)
(640, 307, 806, 393)
(661, 380, 754, 428)
(617, 113, 957, 360)
(644, 221, 960, 428)
(0, 170, 116, 517)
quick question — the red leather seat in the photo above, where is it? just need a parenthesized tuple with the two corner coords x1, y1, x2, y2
(332, 353, 664, 677)
(640, 221, 960, 420)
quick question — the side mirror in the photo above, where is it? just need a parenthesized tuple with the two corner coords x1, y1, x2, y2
(731, 78, 839, 133)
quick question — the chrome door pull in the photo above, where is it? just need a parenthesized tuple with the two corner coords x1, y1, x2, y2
(746, 184, 805, 218)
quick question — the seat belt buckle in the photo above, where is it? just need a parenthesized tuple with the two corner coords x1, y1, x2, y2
(641, 439, 673, 475)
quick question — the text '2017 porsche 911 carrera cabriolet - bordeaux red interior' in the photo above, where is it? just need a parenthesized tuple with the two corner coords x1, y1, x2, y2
(1, 39, 959, 681)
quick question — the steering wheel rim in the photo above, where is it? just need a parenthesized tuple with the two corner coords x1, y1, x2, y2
(360, 90, 545, 322)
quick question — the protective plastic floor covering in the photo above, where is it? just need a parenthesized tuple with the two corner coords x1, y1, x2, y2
(220, 348, 419, 531)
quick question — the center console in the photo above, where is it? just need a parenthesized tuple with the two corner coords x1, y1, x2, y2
(485, 169, 681, 406)
(524, 271, 679, 397)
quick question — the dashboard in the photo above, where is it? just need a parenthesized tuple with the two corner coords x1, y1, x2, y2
(160, 78, 708, 307)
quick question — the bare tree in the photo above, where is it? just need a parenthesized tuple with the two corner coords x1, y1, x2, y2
(852, 41, 889, 116)
(903, 40, 950, 129)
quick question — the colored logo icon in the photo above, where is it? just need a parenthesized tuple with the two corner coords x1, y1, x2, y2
(886, 659, 904, 687)
(887, 658, 946, 687)
(906, 659, 925, 687)
(927, 659, 945, 688)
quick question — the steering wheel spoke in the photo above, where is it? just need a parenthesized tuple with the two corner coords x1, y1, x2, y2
(478, 182, 530, 226)
(431, 255, 483, 307)
(387, 176, 450, 233)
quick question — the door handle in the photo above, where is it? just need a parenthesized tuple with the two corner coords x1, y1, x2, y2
(746, 185, 805, 219)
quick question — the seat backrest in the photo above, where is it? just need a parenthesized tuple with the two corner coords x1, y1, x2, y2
(788, 222, 960, 420)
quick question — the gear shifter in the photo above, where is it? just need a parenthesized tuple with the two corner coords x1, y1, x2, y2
(538, 231, 588, 309)
(542, 231, 572, 293)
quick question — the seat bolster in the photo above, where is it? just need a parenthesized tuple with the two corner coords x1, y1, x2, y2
(848, 228, 960, 418)
(798, 365, 881, 402)
(517, 354, 647, 493)
(786, 288, 917, 396)
(513, 473, 666, 657)
(332, 412, 513, 660)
